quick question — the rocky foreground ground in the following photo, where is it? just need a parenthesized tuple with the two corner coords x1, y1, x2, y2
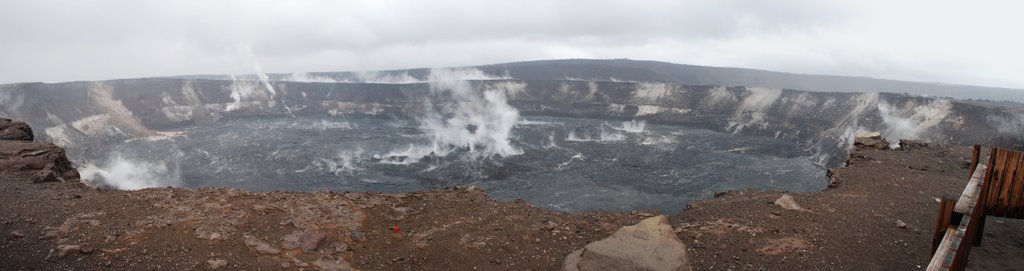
(1, 118, 1022, 270)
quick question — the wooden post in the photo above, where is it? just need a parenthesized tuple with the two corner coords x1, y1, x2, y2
(982, 148, 999, 216)
(969, 144, 981, 177)
(973, 148, 997, 247)
(932, 197, 956, 254)
(970, 145, 985, 247)
(973, 215, 986, 247)
(929, 164, 990, 270)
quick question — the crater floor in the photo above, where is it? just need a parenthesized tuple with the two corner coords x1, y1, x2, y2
(78, 115, 827, 212)
(5, 134, 1019, 270)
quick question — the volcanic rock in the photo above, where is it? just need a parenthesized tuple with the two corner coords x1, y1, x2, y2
(32, 167, 61, 183)
(774, 194, 808, 212)
(542, 220, 559, 231)
(0, 118, 33, 141)
(0, 140, 79, 182)
(39, 226, 68, 240)
(854, 131, 889, 149)
(243, 235, 281, 255)
(55, 244, 82, 257)
(207, 259, 228, 269)
(314, 257, 353, 271)
(281, 230, 327, 253)
(898, 139, 929, 150)
(563, 215, 691, 271)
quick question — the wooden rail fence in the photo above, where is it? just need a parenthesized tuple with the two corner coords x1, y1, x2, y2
(928, 145, 1024, 270)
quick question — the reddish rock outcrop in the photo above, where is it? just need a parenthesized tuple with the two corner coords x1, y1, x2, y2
(0, 118, 79, 182)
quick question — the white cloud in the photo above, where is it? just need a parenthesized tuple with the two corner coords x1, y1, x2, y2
(1, 0, 1022, 89)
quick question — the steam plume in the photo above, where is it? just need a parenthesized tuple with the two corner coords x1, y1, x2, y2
(79, 153, 181, 190)
(417, 68, 521, 158)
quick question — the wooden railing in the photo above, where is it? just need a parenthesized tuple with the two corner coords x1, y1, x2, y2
(928, 146, 1024, 270)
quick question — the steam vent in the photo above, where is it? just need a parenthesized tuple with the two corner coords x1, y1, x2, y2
(2, 59, 1023, 270)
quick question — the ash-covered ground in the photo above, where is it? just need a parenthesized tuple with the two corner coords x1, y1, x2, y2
(78, 115, 825, 212)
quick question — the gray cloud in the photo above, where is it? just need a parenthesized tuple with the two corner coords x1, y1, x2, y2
(1, 0, 1022, 90)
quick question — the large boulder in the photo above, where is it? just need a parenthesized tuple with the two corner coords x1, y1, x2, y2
(563, 215, 691, 271)
(0, 118, 33, 141)
(0, 139, 80, 182)
(854, 131, 889, 149)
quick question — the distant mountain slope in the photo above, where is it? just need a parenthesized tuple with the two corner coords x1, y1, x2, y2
(201, 59, 1022, 102)
(474, 59, 1024, 102)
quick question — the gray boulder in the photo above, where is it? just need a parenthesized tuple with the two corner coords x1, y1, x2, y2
(563, 215, 691, 271)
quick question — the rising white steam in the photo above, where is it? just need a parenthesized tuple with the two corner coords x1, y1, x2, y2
(839, 123, 870, 149)
(546, 132, 561, 149)
(79, 154, 180, 190)
(337, 148, 364, 173)
(615, 120, 647, 133)
(0, 90, 24, 116)
(300, 148, 364, 175)
(286, 72, 343, 83)
(986, 113, 1024, 134)
(226, 75, 258, 111)
(355, 71, 423, 84)
(253, 64, 276, 97)
(287, 70, 424, 84)
(225, 71, 282, 112)
(568, 121, 642, 143)
(368, 68, 520, 164)
(415, 68, 521, 158)
(227, 43, 283, 112)
(566, 126, 626, 142)
(877, 99, 951, 148)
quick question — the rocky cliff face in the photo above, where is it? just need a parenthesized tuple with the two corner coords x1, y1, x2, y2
(2, 76, 1023, 168)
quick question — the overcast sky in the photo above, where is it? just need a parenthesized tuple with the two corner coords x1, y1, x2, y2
(1, 0, 1022, 88)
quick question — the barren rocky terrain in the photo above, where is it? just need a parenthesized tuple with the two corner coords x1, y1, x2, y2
(2, 118, 1022, 270)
